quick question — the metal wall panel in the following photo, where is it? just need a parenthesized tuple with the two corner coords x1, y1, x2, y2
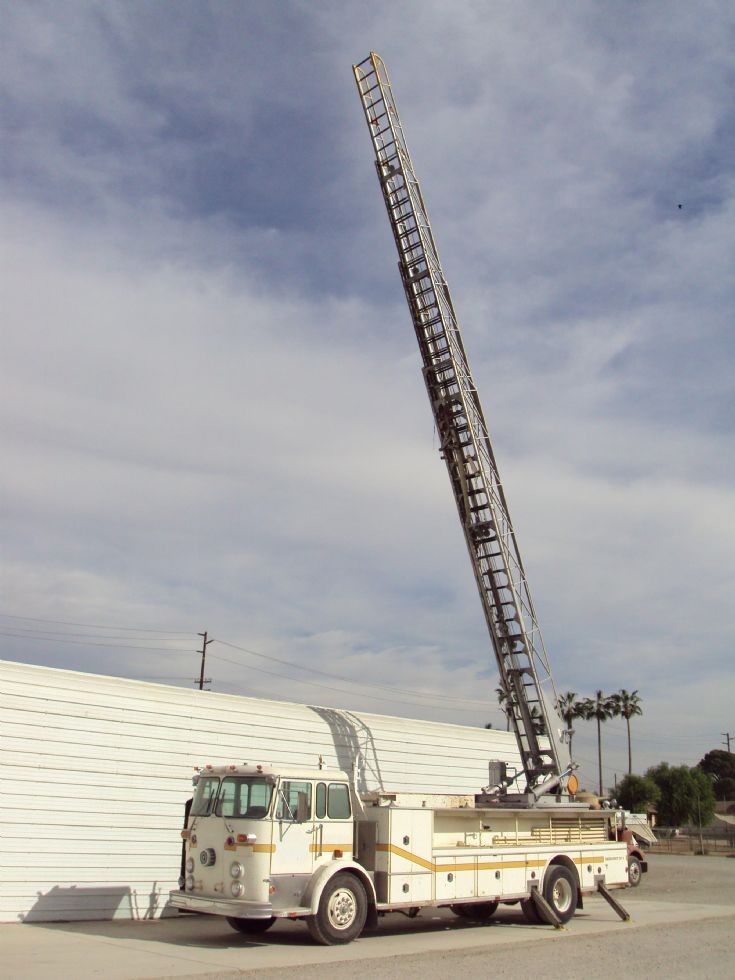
(0, 659, 520, 922)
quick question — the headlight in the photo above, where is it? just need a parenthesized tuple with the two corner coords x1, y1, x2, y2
(230, 862, 244, 879)
(185, 876, 195, 891)
(231, 881, 244, 897)
(186, 857, 195, 873)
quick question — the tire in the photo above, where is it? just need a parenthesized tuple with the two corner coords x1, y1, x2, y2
(520, 897, 544, 924)
(628, 855, 643, 887)
(449, 901, 498, 921)
(542, 865, 578, 924)
(226, 916, 276, 935)
(307, 873, 368, 946)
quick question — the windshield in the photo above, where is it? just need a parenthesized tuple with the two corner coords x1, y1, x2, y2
(215, 777, 274, 819)
(191, 776, 220, 816)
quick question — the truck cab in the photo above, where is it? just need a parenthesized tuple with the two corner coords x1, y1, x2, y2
(170, 763, 373, 943)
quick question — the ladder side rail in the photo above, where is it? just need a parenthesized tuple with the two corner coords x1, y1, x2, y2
(354, 54, 562, 784)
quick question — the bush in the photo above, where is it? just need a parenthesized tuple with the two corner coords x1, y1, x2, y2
(616, 773, 660, 812)
(646, 762, 716, 827)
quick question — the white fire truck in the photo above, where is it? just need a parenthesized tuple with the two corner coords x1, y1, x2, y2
(170, 762, 630, 944)
(169, 53, 638, 943)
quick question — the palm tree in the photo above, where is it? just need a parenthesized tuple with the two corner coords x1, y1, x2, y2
(580, 690, 617, 796)
(555, 691, 583, 765)
(530, 705, 546, 736)
(613, 689, 643, 776)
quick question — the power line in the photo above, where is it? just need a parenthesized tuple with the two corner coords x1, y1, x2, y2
(1, 620, 496, 714)
(212, 637, 489, 708)
(207, 650, 494, 717)
(0, 630, 194, 654)
(579, 727, 720, 745)
(141, 676, 207, 682)
(1, 624, 192, 643)
(208, 650, 470, 713)
(0, 612, 191, 636)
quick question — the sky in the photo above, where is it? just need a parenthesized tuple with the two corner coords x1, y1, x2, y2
(2, 0, 734, 794)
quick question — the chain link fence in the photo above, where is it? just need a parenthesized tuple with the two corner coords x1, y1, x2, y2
(649, 826, 735, 854)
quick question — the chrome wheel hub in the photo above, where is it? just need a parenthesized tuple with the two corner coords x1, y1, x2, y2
(327, 888, 357, 929)
(552, 878, 573, 913)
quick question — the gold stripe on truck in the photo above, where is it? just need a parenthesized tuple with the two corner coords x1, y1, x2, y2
(377, 843, 606, 873)
(224, 841, 276, 853)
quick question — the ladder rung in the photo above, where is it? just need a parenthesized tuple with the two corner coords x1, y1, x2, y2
(389, 193, 411, 211)
(371, 123, 393, 138)
(375, 139, 396, 156)
(361, 80, 382, 97)
(368, 110, 388, 125)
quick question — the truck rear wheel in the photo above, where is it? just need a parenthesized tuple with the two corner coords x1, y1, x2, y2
(520, 897, 544, 924)
(307, 873, 367, 946)
(543, 865, 578, 923)
(226, 916, 275, 934)
(450, 901, 498, 921)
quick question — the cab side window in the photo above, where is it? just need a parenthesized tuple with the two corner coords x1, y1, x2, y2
(314, 782, 351, 819)
(316, 782, 327, 820)
(276, 780, 312, 821)
(327, 783, 351, 819)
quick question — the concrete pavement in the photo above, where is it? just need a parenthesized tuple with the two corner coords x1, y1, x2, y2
(3, 855, 734, 979)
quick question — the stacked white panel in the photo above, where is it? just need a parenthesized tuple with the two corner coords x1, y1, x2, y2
(0, 659, 520, 922)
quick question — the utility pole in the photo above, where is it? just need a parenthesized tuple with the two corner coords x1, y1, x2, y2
(197, 631, 213, 691)
(723, 732, 732, 753)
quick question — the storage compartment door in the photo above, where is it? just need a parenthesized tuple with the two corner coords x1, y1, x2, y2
(388, 872, 433, 904)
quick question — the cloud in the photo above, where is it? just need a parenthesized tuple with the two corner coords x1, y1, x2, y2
(2, 1, 734, 792)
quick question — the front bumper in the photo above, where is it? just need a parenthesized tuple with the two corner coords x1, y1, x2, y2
(169, 891, 274, 919)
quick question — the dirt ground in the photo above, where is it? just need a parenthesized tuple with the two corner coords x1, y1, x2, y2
(625, 851, 735, 903)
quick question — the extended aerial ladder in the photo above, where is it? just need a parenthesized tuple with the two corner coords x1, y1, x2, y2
(353, 53, 565, 799)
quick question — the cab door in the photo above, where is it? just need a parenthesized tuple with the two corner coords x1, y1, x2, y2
(314, 781, 354, 864)
(271, 779, 316, 876)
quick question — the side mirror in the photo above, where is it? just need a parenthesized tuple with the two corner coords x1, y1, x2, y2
(296, 791, 310, 823)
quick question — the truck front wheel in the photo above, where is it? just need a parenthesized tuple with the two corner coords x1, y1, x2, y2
(307, 873, 368, 945)
(628, 855, 643, 887)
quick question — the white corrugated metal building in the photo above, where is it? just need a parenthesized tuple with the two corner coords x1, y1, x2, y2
(0, 659, 519, 922)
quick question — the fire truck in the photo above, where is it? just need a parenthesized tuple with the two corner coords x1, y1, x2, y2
(169, 53, 635, 943)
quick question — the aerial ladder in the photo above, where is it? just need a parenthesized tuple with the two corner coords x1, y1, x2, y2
(353, 53, 567, 801)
